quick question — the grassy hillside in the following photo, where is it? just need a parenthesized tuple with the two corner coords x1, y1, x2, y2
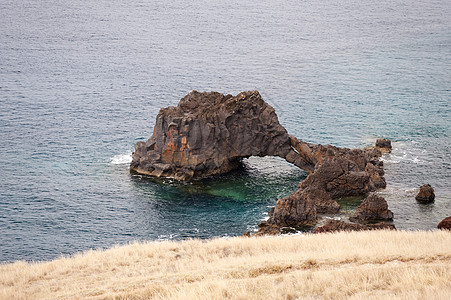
(1, 230, 450, 299)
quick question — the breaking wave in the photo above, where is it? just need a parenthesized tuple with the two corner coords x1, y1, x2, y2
(110, 152, 132, 165)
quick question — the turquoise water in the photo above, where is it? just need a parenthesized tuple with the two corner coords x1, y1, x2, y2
(0, 0, 450, 262)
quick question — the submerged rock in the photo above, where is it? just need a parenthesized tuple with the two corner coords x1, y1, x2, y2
(314, 219, 396, 234)
(349, 193, 393, 223)
(415, 184, 435, 203)
(437, 217, 451, 230)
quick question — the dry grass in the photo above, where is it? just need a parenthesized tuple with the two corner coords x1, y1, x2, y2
(1, 230, 450, 299)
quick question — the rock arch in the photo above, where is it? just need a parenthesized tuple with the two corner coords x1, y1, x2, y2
(131, 90, 316, 180)
(131, 91, 387, 229)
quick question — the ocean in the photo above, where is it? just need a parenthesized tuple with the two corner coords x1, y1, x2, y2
(0, 0, 450, 262)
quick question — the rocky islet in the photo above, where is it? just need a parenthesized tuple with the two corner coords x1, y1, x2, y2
(415, 184, 435, 204)
(131, 91, 394, 233)
(131, 91, 297, 180)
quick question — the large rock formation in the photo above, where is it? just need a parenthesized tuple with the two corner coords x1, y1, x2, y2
(131, 91, 388, 230)
(131, 91, 304, 180)
(349, 193, 393, 223)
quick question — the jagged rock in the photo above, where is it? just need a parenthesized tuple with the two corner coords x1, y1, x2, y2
(415, 184, 435, 203)
(302, 187, 340, 214)
(437, 217, 451, 230)
(365, 138, 392, 154)
(314, 219, 396, 234)
(255, 221, 281, 236)
(131, 91, 311, 180)
(264, 143, 386, 230)
(349, 193, 393, 223)
(131, 91, 388, 232)
(299, 148, 387, 199)
(269, 188, 317, 227)
(375, 138, 392, 153)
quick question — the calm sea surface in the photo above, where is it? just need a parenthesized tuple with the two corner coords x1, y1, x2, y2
(1, 0, 450, 262)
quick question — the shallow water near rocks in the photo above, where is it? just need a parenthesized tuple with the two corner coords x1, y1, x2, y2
(1, 0, 450, 262)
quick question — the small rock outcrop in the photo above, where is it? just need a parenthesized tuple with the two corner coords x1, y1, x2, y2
(415, 184, 435, 203)
(375, 138, 392, 153)
(314, 219, 396, 233)
(365, 138, 392, 154)
(131, 91, 389, 232)
(255, 221, 282, 236)
(241, 231, 251, 237)
(349, 193, 393, 223)
(437, 217, 451, 230)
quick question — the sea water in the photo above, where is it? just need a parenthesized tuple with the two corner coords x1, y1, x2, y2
(0, 0, 450, 262)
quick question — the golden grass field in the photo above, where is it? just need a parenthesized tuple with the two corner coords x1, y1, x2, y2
(1, 230, 450, 299)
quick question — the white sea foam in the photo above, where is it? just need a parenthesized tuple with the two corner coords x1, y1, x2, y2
(381, 141, 426, 164)
(157, 234, 178, 240)
(382, 154, 423, 164)
(110, 152, 132, 164)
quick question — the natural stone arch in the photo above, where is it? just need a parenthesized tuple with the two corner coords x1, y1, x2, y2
(130, 90, 316, 180)
(131, 91, 388, 230)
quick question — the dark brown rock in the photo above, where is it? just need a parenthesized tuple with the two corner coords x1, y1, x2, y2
(314, 219, 396, 234)
(300, 149, 387, 199)
(364, 138, 392, 154)
(131, 91, 389, 231)
(264, 144, 386, 229)
(255, 221, 281, 236)
(268, 188, 317, 227)
(303, 187, 340, 214)
(375, 138, 392, 153)
(437, 217, 451, 230)
(349, 193, 393, 223)
(131, 91, 311, 180)
(415, 184, 435, 203)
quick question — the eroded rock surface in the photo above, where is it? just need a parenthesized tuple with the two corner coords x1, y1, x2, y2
(255, 221, 282, 236)
(265, 143, 386, 229)
(349, 193, 393, 223)
(365, 138, 392, 154)
(131, 91, 305, 180)
(131, 91, 389, 232)
(314, 219, 396, 234)
(269, 188, 318, 227)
